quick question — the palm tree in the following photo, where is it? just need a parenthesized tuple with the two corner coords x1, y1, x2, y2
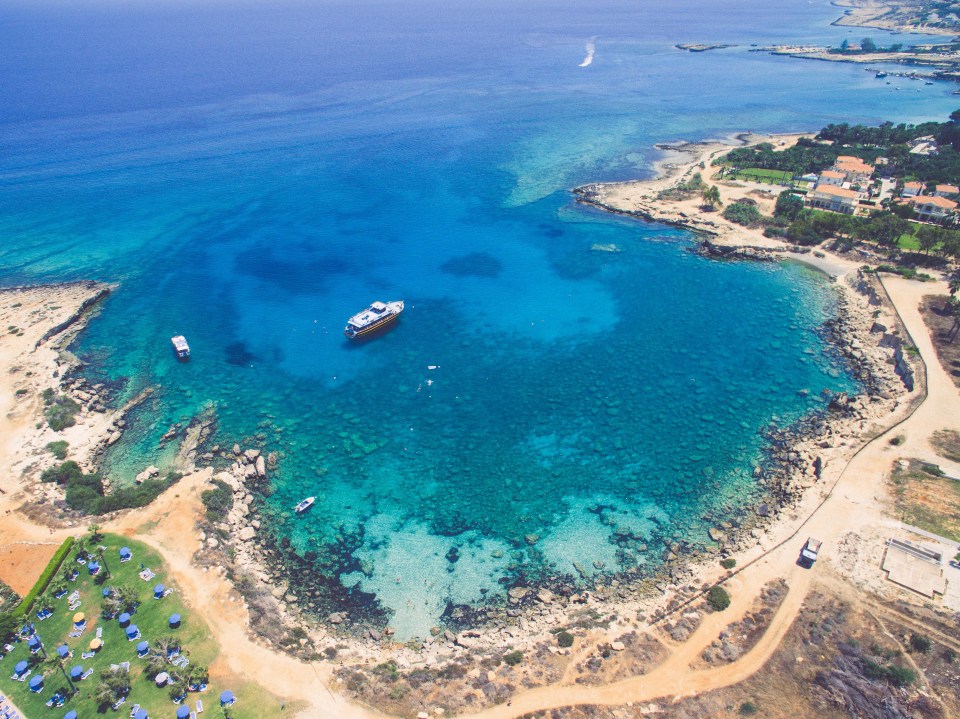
(144, 652, 168, 678)
(153, 635, 179, 657)
(94, 681, 115, 710)
(41, 654, 76, 694)
(186, 664, 209, 686)
(113, 583, 138, 612)
(700, 185, 722, 210)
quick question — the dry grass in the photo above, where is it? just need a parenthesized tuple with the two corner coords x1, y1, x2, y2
(890, 459, 960, 543)
(931, 429, 960, 464)
(920, 295, 960, 390)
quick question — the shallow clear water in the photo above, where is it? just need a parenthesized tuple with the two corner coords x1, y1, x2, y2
(0, 0, 954, 638)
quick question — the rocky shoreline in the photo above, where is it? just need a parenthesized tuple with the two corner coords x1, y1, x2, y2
(175, 255, 919, 693)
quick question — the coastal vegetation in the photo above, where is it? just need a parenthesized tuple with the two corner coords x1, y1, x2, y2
(42, 387, 80, 432)
(45, 440, 69, 459)
(40, 461, 183, 515)
(831, 37, 903, 54)
(706, 586, 731, 612)
(722, 112, 960, 184)
(721, 199, 762, 227)
(201, 478, 234, 522)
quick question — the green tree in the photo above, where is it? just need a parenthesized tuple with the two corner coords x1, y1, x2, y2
(42, 653, 76, 694)
(722, 200, 762, 226)
(917, 225, 943, 254)
(707, 585, 731, 611)
(774, 190, 803, 221)
(861, 37, 877, 52)
(87, 524, 103, 544)
(700, 184, 722, 209)
(144, 652, 168, 678)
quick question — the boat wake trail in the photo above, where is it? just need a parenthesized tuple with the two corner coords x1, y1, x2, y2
(579, 37, 597, 67)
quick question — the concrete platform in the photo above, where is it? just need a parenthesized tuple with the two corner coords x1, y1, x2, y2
(881, 539, 947, 598)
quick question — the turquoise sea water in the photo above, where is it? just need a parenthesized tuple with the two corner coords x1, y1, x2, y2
(1, 0, 956, 638)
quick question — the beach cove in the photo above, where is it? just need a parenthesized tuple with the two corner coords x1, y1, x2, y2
(2, 0, 960, 716)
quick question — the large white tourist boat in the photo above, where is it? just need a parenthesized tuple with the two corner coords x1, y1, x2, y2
(343, 300, 404, 340)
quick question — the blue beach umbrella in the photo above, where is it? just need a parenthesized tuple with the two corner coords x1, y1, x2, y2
(126, 624, 139, 638)
(169, 613, 181, 627)
(153, 584, 165, 598)
(14, 660, 28, 674)
(29, 675, 43, 690)
(57, 644, 70, 658)
(70, 665, 83, 679)
(64, 712, 78, 719)
(102, 587, 113, 597)
(27, 635, 40, 648)
(119, 547, 132, 559)
(177, 706, 191, 719)
(87, 561, 100, 574)
(220, 690, 235, 705)
(118, 612, 131, 626)
(136, 640, 149, 655)
(134, 710, 148, 719)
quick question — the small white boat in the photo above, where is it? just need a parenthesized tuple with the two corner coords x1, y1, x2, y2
(170, 335, 190, 360)
(294, 496, 316, 514)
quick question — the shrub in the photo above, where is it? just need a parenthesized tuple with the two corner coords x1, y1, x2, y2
(43, 392, 80, 431)
(41, 460, 84, 485)
(201, 479, 234, 522)
(45, 440, 69, 460)
(739, 701, 758, 716)
(12, 536, 74, 617)
(864, 658, 916, 687)
(503, 650, 523, 666)
(909, 633, 931, 653)
(0, 612, 20, 641)
(722, 200, 762, 226)
(707, 586, 731, 611)
(720, 558, 737, 569)
(557, 630, 574, 648)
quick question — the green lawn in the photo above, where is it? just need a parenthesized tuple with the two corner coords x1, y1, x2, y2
(0, 534, 276, 719)
(728, 167, 793, 185)
(897, 232, 921, 250)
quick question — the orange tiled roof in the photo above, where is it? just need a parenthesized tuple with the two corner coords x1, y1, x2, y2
(819, 170, 845, 179)
(911, 195, 958, 209)
(936, 184, 959, 193)
(834, 157, 874, 172)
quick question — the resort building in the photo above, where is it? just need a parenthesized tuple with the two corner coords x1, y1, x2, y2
(807, 185, 859, 214)
(908, 195, 958, 224)
(833, 155, 875, 184)
(817, 169, 846, 187)
(902, 181, 923, 198)
(909, 136, 939, 156)
(935, 183, 960, 198)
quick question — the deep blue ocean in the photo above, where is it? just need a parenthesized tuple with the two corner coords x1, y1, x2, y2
(1, 0, 956, 637)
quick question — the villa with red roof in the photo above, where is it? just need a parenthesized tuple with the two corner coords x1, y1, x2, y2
(807, 185, 859, 214)
(908, 195, 957, 224)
